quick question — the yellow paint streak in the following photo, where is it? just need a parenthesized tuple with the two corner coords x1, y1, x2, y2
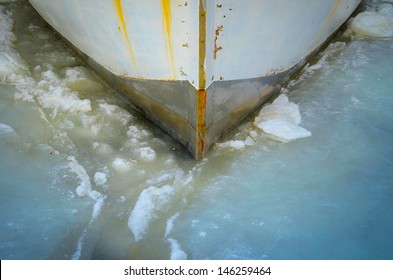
(114, 0, 137, 69)
(161, 0, 176, 79)
(320, 0, 342, 34)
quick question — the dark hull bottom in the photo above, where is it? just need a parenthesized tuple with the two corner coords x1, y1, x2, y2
(83, 51, 294, 159)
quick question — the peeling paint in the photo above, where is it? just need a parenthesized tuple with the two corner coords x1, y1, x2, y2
(161, 0, 177, 79)
(214, 25, 223, 60)
(113, 0, 137, 70)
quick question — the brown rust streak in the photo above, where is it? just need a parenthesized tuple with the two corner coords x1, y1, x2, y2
(196, 89, 206, 158)
(198, 0, 206, 89)
(214, 25, 223, 60)
(161, 0, 177, 79)
(114, 0, 137, 70)
(196, 0, 207, 159)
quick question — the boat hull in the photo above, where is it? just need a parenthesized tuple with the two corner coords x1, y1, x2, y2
(28, 0, 361, 159)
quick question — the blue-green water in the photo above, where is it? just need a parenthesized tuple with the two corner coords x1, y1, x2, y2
(1, 0, 392, 259)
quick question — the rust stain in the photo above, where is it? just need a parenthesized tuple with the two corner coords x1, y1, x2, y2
(320, 0, 342, 34)
(196, 89, 206, 159)
(214, 25, 223, 60)
(161, 0, 176, 79)
(113, 0, 137, 69)
(196, 0, 207, 159)
(198, 1, 206, 89)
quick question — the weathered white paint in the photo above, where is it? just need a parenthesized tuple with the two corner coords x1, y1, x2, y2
(206, 0, 361, 85)
(28, 0, 360, 90)
(29, 0, 200, 86)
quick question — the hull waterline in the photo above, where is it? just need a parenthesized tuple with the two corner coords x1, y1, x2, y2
(28, 0, 361, 159)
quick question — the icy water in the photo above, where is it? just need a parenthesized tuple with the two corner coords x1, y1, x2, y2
(1, 0, 393, 260)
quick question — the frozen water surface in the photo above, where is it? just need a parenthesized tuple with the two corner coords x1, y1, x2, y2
(1, 0, 393, 259)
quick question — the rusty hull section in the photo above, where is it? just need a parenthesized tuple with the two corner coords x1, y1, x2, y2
(81, 47, 289, 159)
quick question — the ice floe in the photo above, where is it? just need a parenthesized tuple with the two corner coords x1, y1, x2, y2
(67, 156, 92, 198)
(93, 172, 108, 187)
(254, 94, 311, 142)
(217, 140, 246, 150)
(350, 11, 393, 37)
(138, 146, 157, 162)
(256, 118, 312, 142)
(127, 168, 194, 242)
(63, 67, 102, 92)
(165, 212, 180, 238)
(217, 92, 311, 150)
(167, 238, 187, 260)
(349, 3, 393, 38)
(0, 123, 14, 135)
(0, 7, 29, 84)
(128, 185, 176, 242)
(112, 157, 134, 172)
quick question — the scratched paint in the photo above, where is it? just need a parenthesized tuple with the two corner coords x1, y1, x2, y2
(161, 0, 177, 79)
(113, 0, 137, 70)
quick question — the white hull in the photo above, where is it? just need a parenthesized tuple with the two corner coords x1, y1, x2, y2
(28, 0, 361, 158)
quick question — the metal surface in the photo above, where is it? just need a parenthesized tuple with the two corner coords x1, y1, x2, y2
(28, 0, 361, 159)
